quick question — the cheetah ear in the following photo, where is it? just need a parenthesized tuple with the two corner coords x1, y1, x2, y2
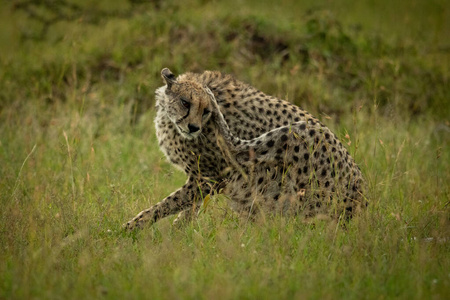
(161, 68, 176, 89)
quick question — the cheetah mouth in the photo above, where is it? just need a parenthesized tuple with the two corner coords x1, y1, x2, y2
(178, 127, 200, 140)
(182, 132, 195, 140)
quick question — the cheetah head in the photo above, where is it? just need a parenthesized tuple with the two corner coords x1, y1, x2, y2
(160, 68, 213, 140)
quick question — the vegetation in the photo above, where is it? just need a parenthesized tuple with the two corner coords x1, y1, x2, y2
(0, 0, 448, 299)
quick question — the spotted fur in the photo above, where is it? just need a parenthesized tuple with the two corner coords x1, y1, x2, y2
(125, 68, 366, 230)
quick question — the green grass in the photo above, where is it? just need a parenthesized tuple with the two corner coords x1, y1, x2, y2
(0, 0, 449, 299)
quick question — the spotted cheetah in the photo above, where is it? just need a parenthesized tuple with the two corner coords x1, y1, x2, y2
(125, 68, 366, 230)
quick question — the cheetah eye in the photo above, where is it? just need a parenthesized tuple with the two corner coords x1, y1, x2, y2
(180, 98, 190, 109)
(202, 109, 210, 117)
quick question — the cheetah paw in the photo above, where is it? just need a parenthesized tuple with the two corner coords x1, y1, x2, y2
(123, 219, 142, 231)
(124, 210, 150, 231)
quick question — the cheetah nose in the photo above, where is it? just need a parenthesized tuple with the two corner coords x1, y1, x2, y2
(188, 124, 200, 133)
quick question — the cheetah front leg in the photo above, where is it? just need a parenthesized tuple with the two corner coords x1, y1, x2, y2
(172, 206, 201, 226)
(125, 177, 211, 230)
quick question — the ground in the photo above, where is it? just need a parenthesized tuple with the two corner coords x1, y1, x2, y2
(0, 0, 449, 299)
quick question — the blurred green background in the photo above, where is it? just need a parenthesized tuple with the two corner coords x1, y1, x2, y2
(0, 0, 449, 299)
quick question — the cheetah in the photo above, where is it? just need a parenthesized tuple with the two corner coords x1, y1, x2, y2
(125, 68, 366, 230)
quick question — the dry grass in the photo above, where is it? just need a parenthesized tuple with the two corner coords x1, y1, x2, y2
(0, 0, 449, 299)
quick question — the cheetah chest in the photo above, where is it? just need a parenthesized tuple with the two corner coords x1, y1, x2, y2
(154, 111, 227, 179)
